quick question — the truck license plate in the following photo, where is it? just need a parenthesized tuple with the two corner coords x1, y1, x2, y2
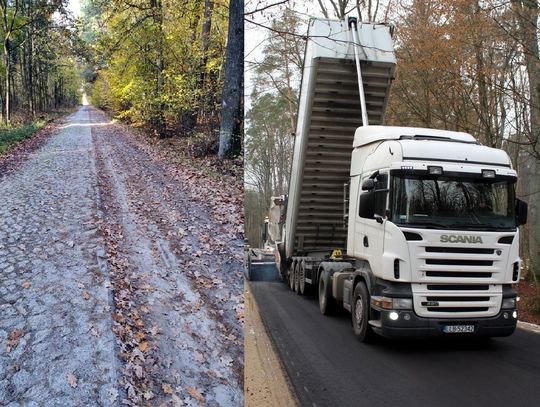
(443, 325, 475, 334)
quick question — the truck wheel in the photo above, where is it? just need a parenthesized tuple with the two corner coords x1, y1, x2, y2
(352, 282, 375, 342)
(245, 251, 252, 281)
(318, 269, 335, 315)
(294, 261, 301, 294)
(298, 261, 306, 295)
(278, 262, 285, 282)
(289, 261, 296, 291)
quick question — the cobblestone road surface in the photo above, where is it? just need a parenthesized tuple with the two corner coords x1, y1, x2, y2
(0, 107, 120, 406)
(0, 106, 243, 406)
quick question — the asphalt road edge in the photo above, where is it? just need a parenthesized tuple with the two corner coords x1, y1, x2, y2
(244, 281, 299, 407)
(518, 320, 540, 334)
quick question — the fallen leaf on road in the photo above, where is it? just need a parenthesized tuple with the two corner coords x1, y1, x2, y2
(162, 383, 173, 395)
(22, 282, 30, 289)
(186, 387, 204, 403)
(83, 291, 90, 300)
(67, 373, 78, 388)
(6, 329, 24, 351)
(138, 341, 148, 352)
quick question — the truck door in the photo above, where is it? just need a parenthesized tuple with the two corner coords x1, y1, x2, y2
(363, 171, 388, 272)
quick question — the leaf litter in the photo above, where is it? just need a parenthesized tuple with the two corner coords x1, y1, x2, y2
(91, 108, 243, 406)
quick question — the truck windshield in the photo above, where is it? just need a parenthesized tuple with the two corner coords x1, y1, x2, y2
(391, 175, 516, 230)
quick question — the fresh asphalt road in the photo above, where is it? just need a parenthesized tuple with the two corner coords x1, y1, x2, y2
(250, 277, 540, 407)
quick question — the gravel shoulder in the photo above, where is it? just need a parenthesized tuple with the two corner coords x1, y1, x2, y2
(244, 282, 297, 407)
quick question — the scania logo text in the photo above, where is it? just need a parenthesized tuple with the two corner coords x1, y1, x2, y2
(440, 235, 483, 244)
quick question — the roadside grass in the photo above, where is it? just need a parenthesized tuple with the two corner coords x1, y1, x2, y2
(0, 110, 71, 156)
(0, 121, 47, 155)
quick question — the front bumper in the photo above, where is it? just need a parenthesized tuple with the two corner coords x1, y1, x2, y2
(371, 309, 517, 338)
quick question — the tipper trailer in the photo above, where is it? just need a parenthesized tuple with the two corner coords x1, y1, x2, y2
(273, 17, 528, 341)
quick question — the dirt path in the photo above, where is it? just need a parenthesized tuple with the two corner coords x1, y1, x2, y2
(0, 106, 243, 406)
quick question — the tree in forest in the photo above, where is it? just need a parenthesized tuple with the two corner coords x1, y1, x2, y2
(244, 6, 304, 244)
(508, 0, 540, 280)
(252, 7, 303, 135)
(218, 0, 243, 158)
(386, 0, 540, 286)
(0, 0, 80, 124)
(317, 0, 392, 21)
(388, 0, 520, 148)
(246, 91, 295, 202)
(83, 0, 229, 142)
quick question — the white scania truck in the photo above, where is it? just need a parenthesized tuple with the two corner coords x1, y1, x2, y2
(273, 17, 528, 341)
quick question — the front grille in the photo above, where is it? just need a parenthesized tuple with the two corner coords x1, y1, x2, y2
(426, 271, 492, 278)
(427, 307, 489, 312)
(419, 244, 500, 284)
(426, 296, 487, 302)
(411, 236, 506, 318)
(425, 259, 493, 266)
(427, 284, 489, 290)
(413, 283, 501, 318)
(426, 247, 494, 254)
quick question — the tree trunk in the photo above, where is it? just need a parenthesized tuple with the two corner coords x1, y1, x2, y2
(198, 0, 214, 121)
(218, 0, 243, 159)
(4, 37, 11, 124)
(152, 0, 165, 131)
(514, 0, 540, 276)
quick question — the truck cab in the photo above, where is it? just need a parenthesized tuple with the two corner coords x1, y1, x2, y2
(343, 125, 527, 339)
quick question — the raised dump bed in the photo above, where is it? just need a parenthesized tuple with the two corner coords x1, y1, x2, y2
(285, 18, 396, 258)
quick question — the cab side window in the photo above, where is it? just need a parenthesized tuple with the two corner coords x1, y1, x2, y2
(373, 173, 388, 217)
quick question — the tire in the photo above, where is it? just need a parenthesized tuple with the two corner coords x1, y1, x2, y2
(289, 261, 296, 291)
(298, 261, 306, 295)
(278, 261, 285, 282)
(318, 269, 335, 315)
(245, 251, 252, 281)
(294, 261, 301, 294)
(351, 281, 376, 342)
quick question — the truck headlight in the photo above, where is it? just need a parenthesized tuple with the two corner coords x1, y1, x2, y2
(371, 296, 412, 310)
(393, 298, 413, 310)
(501, 298, 516, 309)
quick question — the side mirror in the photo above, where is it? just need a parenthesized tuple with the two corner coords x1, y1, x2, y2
(359, 191, 375, 219)
(362, 179, 375, 191)
(516, 199, 528, 226)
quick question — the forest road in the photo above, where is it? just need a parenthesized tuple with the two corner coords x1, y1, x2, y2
(0, 106, 243, 406)
(251, 280, 540, 407)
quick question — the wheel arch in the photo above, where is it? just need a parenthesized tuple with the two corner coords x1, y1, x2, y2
(352, 261, 374, 295)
